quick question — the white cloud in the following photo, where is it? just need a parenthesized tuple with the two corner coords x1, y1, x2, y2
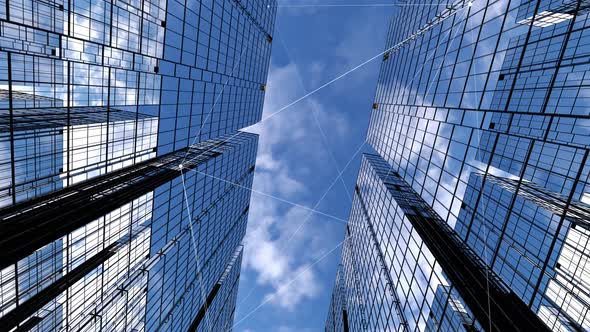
(307, 61, 326, 89)
(242, 62, 348, 311)
(242, 188, 324, 311)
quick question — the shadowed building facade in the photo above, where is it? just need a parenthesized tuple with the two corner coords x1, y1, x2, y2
(327, 0, 590, 331)
(0, 0, 276, 331)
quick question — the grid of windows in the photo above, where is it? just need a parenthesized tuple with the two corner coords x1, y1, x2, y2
(0, 0, 276, 330)
(327, 155, 481, 332)
(145, 132, 257, 331)
(325, 265, 348, 332)
(0, 132, 259, 331)
(0, 0, 276, 204)
(328, 0, 590, 331)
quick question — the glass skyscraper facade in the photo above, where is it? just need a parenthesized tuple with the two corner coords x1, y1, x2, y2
(0, 0, 276, 331)
(327, 0, 590, 331)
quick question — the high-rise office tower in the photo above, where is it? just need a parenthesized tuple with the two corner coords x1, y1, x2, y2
(0, 0, 276, 331)
(327, 0, 590, 331)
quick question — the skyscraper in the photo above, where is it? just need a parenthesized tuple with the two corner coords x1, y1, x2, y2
(327, 0, 590, 331)
(0, 0, 276, 331)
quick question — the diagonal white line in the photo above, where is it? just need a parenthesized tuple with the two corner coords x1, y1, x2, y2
(181, 40, 381, 168)
(275, 28, 353, 202)
(317, 5, 471, 329)
(185, 168, 348, 224)
(181, 43, 252, 164)
(229, 1, 476, 328)
(231, 236, 347, 330)
(233, 269, 258, 311)
(279, 4, 472, 251)
(181, 2, 470, 170)
(180, 170, 213, 332)
(279, 139, 366, 248)
(258, 45, 396, 125)
(309, 109, 354, 201)
(179, 42, 376, 168)
(233, 6, 467, 310)
(232, 138, 367, 312)
(227, 3, 475, 328)
(178, 4, 473, 327)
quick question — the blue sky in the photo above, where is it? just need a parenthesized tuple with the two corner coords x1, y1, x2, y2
(235, 2, 394, 331)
